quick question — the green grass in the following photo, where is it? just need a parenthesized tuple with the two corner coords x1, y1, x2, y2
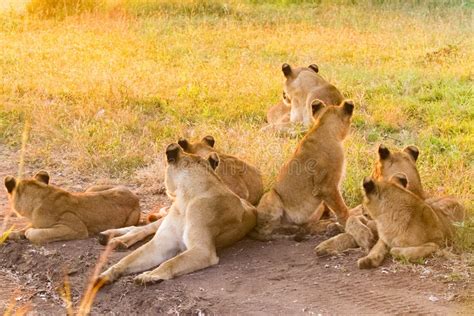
(0, 1, 472, 233)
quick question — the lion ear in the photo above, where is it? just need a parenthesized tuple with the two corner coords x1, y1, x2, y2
(207, 153, 219, 170)
(166, 143, 182, 163)
(34, 171, 50, 185)
(342, 100, 354, 116)
(390, 173, 408, 188)
(202, 135, 215, 148)
(4, 176, 16, 193)
(311, 99, 326, 115)
(363, 177, 376, 195)
(308, 64, 319, 73)
(378, 144, 390, 160)
(404, 145, 419, 162)
(177, 138, 189, 150)
(282, 63, 293, 78)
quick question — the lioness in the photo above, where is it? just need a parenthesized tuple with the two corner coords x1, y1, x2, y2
(357, 173, 454, 269)
(314, 144, 465, 255)
(264, 63, 344, 133)
(252, 100, 354, 240)
(177, 135, 263, 205)
(97, 144, 256, 285)
(3, 171, 140, 244)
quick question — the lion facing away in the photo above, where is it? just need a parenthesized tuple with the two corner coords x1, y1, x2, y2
(3, 171, 140, 244)
(264, 63, 344, 134)
(177, 135, 263, 205)
(97, 144, 256, 285)
(252, 100, 354, 240)
(357, 173, 454, 269)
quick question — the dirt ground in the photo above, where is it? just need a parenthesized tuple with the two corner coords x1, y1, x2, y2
(0, 144, 472, 315)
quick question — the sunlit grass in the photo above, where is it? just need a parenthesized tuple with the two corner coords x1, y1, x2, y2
(0, 1, 472, 222)
(0, 0, 29, 13)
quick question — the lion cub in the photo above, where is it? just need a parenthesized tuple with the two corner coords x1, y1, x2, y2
(315, 144, 465, 255)
(253, 100, 354, 240)
(357, 174, 454, 269)
(315, 144, 424, 255)
(3, 171, 140, 244)
(264, 63, 344, 133)
(177, 135, 263, 205)
(97, 144, 256, 285)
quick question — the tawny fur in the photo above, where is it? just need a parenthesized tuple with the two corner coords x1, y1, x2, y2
(264, 63, 344, 134)
(357, 174, 454, 269)
(315, 145, 464, 256)
(177, 136, 263, 205)
(3, 171, 140, 244)
(97, 144, 256, 285)
(266, 101, 290, 126)
(139, 136, 262, 236)
(252, 100, 354, 240)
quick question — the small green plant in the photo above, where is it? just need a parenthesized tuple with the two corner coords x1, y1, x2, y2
(446, 272, 463, 282)
(392, 254, 426, 265)
(453, 219, 474, 252)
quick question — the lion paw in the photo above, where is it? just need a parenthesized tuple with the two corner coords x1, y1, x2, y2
(108, 238, 129, 250)
(98, 232, 110, 246)
(134, 273, 164, 285)
(357, 256, 376, 269)
(314, 245, 331, 256)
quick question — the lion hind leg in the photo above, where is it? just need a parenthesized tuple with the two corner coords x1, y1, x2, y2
(25, 213, 88, 244)
(321, 188, 349, 225)
(25, 225, 87, 244)
(98, 219, 181, 284)
(135, 228, 218, 284)
(357, 239, 389, 269)
(390, 242, 439, 262)
(315, 233, 358, 256)
(249, 190, 285, 241)
(345, 215, 376, 252)
(125, 208, 141, 227)
(135, 245, 218, 284)
(98, 219, 162, 248)
(426, 196, 465, 223)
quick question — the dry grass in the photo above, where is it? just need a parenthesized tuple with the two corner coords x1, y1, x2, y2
(0, 0, 473, 247)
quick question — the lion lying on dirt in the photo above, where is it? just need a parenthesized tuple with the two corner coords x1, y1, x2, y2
(357, 173, 454, 268)
(96, 144, 256, 285)
(264, 63, 344, 134)
(314, 145, 465, 256)
(3, 171, 140, 244)
(252, 100, 354, 240)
